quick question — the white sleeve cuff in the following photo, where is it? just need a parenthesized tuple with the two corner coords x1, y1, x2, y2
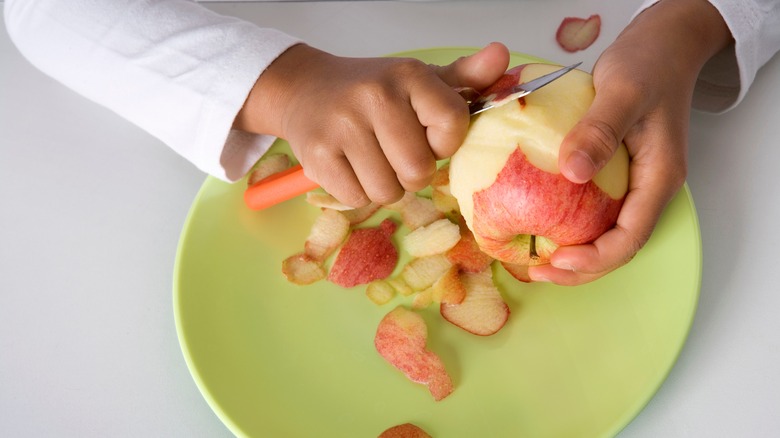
(632, 0, 780, 113)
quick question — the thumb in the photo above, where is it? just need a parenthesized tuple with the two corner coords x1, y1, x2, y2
(559, 86, 641, 183)
(434, 42, 510, 90)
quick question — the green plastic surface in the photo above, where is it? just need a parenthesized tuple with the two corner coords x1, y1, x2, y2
(174, 48, 702, 438)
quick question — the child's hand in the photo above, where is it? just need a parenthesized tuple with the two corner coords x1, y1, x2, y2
(236, 42, 510, 207)
(529, 0, 732, 285)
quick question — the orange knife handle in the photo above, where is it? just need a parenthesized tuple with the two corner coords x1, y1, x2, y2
(244, 164, 320, 210)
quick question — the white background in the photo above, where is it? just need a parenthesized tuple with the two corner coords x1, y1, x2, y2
(2, 1, 779, 437)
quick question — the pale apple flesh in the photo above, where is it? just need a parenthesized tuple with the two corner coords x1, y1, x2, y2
(449, 63, 629, 266)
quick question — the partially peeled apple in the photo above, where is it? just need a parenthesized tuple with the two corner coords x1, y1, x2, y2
(450, 63, 629, 268)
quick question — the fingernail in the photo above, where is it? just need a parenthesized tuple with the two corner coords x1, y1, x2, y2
(551, 260, 576, 271)
(530, 273, 551, 283)
(564, 150, 596, 183)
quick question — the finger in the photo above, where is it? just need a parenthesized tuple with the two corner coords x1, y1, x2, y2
(407, 74, 471, 160)
(434, 42, 511, 90)
(539, 156, 684, 282)
(408, 43, 510, 161)
(304, 153, 371, 208)
(371, 101, 438, 193)
(558, 84, 645, 184)
(343, 135, 407, 206)
(528, 262, 602, 286)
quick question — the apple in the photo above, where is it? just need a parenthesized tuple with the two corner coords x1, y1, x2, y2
(500, 261, 531, 283)
(449, 63, 629, 267)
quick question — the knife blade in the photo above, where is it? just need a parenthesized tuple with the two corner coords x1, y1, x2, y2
(468, 61, 582, 115)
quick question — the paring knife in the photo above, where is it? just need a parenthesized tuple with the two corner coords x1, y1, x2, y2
(467, 62, 581, 114)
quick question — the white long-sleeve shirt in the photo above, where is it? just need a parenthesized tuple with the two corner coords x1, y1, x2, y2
(636, 0, 780, 112)
(4, 0, 780, 182)
(3, 0, 301, 182)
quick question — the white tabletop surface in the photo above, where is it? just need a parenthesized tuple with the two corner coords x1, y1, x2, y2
(2, 1, 779, 437)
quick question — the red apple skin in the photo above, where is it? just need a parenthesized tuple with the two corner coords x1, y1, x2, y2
(471, 148, 623, 266)
(374, 306, 454, 401)
(378, 423, 432, 438)
(556, 15, 602, 53)
(478, 65, 531, 105)
(328, 219, 399, 287)
(500, 262, 531, 283)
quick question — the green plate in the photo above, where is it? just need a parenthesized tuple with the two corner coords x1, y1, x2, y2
(174, 48, 701, 438)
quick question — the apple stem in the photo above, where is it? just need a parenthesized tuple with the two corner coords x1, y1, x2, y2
(529, 235, 539, 261)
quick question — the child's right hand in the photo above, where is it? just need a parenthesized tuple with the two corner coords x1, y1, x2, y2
(234, 42, 510, 207)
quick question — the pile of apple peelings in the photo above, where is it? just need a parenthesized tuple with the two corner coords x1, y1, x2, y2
(250, 154, 526, 402)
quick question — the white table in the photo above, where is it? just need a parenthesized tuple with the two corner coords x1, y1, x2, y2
(2, 1, 779, 437)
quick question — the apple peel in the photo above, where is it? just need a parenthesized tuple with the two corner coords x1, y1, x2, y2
(387, 277, 415, 297)
(431, 164, 460, 215)
(305, 192, 353, 211)
(378, 423, 432, 438)
(556, 14, 601, 53)
(440, 268, 510, 336)
(431, 265, 467, 305)
(411, 287, 434, 310)
(246, 153, 291, 187)
(387, 192, 445, 230)
(402, 218, 461, 258)
(375, 306, 454, 401)
(446, 217, 495, 273)
(366, 280, 396, 306)
(328, 219, 399, 288)
(341, 203, 381, 225)
(281, 253, 326, 285)
(400, 254, 453, 291)
(304, 208, 351, 262)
